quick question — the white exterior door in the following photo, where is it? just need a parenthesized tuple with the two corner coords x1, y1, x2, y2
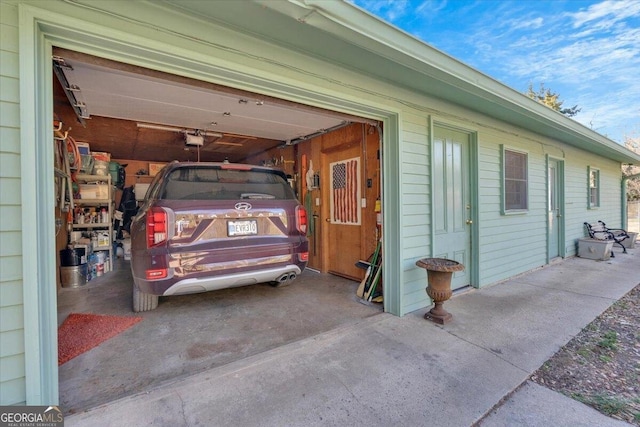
(548, 159, 563, 259)
(432, 127, 472, 290)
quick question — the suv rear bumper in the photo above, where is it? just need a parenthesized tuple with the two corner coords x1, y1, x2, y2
(158, 264, 303, 296)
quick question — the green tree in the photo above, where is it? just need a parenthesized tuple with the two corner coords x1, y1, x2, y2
(525, 83, 581, 117)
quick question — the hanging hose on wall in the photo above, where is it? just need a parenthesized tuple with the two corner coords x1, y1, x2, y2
(54, 121, 80, 224)
(54, 125, 81, 172)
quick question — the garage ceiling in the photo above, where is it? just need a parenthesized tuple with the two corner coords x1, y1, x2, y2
(53, 49, 369, 163)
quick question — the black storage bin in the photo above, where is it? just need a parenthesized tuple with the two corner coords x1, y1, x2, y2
(60, 248, 85, 266)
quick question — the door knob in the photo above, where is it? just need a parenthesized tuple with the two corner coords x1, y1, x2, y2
(466, 219, 473, 224)
(326, 218, 331, 222)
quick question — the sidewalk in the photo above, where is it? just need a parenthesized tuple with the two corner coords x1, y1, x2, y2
(67, 248, 639, 427)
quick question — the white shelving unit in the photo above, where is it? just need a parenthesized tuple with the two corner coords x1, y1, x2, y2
(73, 174, 114, 267)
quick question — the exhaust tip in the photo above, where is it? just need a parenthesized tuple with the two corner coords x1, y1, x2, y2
(272, 272, 296, 288)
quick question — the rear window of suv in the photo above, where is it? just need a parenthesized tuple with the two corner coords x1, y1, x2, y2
(160, 166, 296, 201)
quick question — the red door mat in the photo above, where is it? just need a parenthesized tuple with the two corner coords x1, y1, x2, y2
(58, 313, 142, 365)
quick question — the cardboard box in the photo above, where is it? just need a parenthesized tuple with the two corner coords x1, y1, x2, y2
(91, 151, 111, 162)
(149, 162, 166, 177)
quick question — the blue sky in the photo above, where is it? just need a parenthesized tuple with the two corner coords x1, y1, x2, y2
(351, 0, 640, 144)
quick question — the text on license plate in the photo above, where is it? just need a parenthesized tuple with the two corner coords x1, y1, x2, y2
(227, 220, 258, 236)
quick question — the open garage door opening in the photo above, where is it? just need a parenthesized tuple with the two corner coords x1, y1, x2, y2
(52, 48, 384, 413)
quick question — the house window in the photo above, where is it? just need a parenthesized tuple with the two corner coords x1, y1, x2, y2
(503, 147, 528, 212)
(588, 167, 600, 208)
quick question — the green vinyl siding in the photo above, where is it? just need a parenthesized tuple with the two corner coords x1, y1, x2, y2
(475, 131, 623, 278)
(564, 149, 622, 256)
(0, 0, 25, 406)
(475, 130, 548, 286)
(564, 151, 591, 251)
(400, 115, 431, 314)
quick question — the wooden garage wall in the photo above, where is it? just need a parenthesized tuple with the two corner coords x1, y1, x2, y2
(317, 123, 381, 274)
(0, 0, 26, 405)
(282, 122, 380, 276)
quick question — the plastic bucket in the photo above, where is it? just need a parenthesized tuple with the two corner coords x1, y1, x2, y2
(60, 265, 87, 288)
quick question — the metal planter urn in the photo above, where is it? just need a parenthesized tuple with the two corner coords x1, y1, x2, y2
(415, 258, 465, 324)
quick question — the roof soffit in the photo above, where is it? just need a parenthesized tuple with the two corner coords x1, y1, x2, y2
(159, 0, 640, 164)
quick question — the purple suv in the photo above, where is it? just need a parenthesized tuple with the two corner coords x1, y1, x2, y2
(130, 161, 309, 312)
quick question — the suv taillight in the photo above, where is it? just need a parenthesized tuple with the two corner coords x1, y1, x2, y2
(147, 207, 168, 248)
(296, 205, 307, 235)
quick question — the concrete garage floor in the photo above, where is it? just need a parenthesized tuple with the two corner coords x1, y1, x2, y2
(57, 260, 382, 415)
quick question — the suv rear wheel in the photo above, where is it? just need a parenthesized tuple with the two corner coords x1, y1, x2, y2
(133, 284, 159, 312)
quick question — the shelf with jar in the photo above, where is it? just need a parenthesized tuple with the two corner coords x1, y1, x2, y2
(73, 174, 113, 204)
(72, 174, 115, 268)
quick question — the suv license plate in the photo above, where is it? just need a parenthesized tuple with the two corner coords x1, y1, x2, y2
(228, 220, 258, 236)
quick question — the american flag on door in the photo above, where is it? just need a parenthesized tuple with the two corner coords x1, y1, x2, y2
(330, 157, 360, 225)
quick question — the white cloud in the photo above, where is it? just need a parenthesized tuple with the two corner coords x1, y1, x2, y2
(569, 0, 640, 28)
(461, 2, 640, 142)
(353, 0, 640, 142)
(416, 0, 449, 15)
(511, 16, 544, 30)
